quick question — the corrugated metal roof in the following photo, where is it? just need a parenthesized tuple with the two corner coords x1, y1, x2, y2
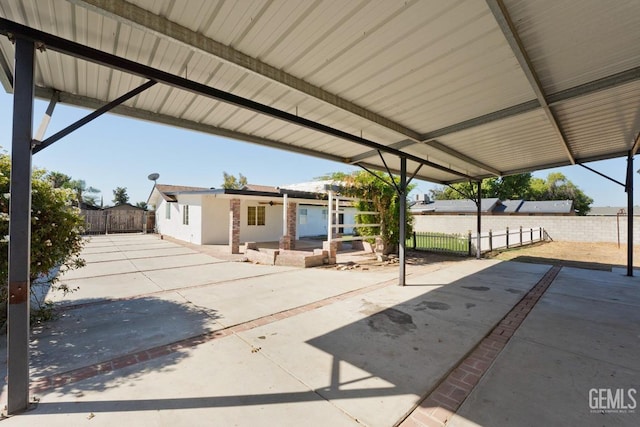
(0, 0, 638, 184)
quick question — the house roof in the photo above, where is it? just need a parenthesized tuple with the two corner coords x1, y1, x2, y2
(1, 2, 638, 186)
(518, 200, 573, 214)
(411, 198, 575, 215)
(243, 184, 279, 193)
(104, 203, 145, 211)
(412, 198, 500, 214)
(493, 200, 524, 214)
(147, 182, 329, 206)
(587, 206, 640, 216)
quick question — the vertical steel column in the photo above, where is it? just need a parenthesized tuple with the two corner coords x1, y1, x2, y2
(327, 190, 333, 242)
(476, 180, 482, 259)
(399, 157, 407, 286)
(626, 151, 634, 277)
(282, 193, 288, 235)
(7, 38, 35, 415)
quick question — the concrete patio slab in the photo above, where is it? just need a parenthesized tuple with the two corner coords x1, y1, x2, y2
(180, 268, 398, 328)
(235, 262, 549, 427)
(449, 266, 640, 427)
(141, 262, 295, 290)
(3, 234, 638, 427)
(3, 336, 360, 427)
(47, 272, 164, 303)
(27, 292, 222, 378)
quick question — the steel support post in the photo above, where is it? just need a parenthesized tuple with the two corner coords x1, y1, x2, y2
(399, 157, 407, 286)
(626, 151, 634, 277)
(7, 37, 35, 415)
(476, 180, 482, 259)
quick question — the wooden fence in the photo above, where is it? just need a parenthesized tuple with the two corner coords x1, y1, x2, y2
(82, 210, 147, 234)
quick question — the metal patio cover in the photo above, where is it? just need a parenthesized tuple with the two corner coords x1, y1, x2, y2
(0, 0, 639, 181)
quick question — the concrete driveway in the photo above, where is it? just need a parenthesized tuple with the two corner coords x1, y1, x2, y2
(0, 234, 638, 426)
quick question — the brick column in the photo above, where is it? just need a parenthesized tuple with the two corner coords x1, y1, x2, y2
(280, 201, 298, 250)
(229, 198, 240, 254)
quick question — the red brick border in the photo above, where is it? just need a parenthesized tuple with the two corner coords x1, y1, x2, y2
(29, 275, 397, 395)
(400, 265, 562, 426)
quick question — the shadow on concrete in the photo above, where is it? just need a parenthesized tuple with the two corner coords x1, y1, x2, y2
(25, 295, 221, 390)
(3, 261, 551, 426)
(501, 255, 616, 271)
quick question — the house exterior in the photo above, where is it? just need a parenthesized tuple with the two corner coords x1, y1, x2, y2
(147, 183, 357, 251)
(410, 196, 575, 216)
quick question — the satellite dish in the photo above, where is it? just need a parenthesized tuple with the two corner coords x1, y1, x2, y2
(148, 173, 160, 182)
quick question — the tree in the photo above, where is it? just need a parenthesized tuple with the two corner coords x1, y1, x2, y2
(222, 172, 248, 190)
(531, 172, 593, 215)
(69, 179, 100, 206)
(136, 201, 149, 210)
(0, 154, 86, 323)
(430, 174, 533, 200)
(321, 171, 415, 254)
(47, 171, 71, 188)
(46, 172, 100, 207)
(112, 187, 130, 205)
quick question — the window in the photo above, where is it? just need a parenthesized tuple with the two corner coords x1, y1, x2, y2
(182, 205, 189, 225)
(299, 208, 308, 224)
(247, 206, 265, 226)
(321, 209, 328, 221)
(165, 202, 171, 219)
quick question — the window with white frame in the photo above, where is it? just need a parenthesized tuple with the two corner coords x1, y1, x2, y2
(247, 206, 265, 226)
(165, 202, 171, 219)
(299, 208, 308, 224)
(182, 205, 189, 225)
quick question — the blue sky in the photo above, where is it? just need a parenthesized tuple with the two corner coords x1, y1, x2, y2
(1, 91, 637, 208)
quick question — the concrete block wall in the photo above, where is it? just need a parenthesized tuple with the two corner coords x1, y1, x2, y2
(413, 215, 640, 244)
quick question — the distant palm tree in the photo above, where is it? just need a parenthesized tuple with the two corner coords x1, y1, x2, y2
(112, 187, 130, 205)
(47, 171, 71, 188)
(69, 179, 100, 206)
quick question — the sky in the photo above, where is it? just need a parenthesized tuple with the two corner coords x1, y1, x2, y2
(1, 90, 638, 208)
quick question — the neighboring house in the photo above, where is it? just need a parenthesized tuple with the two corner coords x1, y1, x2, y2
(411, 196, 575, 216)
(104, 203, 146, 212)
(147, 183, 357, 250)
(587, 206, 640, 216)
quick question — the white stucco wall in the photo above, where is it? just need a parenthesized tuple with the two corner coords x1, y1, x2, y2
(297, 205, 357, 237)
(154, 195, 202, 244)
(239, 200, 283, 243)
(297, 205, 328, 237)
(201, 196, 230, 244)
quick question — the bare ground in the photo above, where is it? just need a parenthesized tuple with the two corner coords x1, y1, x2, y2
(488, 241, 640, 271)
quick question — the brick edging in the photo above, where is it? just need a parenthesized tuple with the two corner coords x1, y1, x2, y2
(29, 275, 398, 396)
(401, 265, 562, 427)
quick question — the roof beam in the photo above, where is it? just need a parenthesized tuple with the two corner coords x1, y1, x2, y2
(422, 140, 502, 176)
(631, 131, 640, 156)
(33, 87, 348, 164)
(0, 18, 472, 180)
(70, 0, 423, 142)
(350, 138, 503, 177)
(486, 0, 575, 164)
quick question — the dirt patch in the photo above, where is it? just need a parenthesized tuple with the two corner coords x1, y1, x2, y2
(488, 241, 640, 271)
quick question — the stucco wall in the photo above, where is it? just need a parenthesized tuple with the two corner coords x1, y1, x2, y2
(239, 199, 283, 243)
(201, 197, 230, 244)
(413, 214, 640, 244)
(155, 195, 202, 244)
